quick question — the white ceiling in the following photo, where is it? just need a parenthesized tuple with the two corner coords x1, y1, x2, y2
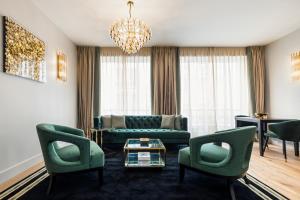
(31, 0, 300, 47)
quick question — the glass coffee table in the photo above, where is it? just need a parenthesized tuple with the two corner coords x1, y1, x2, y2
(123, 138, 166, 168)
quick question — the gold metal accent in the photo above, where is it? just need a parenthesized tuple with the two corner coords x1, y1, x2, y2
(291, 51, 300, 81)
(109, 0, 151, 54)
(3, 17, 46, 82)
(254, 113, 268, 119)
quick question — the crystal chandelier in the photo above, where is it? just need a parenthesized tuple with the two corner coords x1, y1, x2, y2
(109, 0, 151, 54)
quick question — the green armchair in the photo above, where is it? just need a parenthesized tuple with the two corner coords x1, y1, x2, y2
(266, 120, 300, 161)
(36, 124, 105, 195)
(178, 126, 256, 200)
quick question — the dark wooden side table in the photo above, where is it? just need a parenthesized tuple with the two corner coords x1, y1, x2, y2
(235, 116, 290, 156)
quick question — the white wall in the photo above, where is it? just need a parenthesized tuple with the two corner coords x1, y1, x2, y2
(265, 28, 300, 119)
(0, 0, 77, 184)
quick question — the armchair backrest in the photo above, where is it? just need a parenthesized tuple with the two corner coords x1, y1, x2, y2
(268, 120, 300, 141)
(190, 126, 256, 177)
(36, 123, 88, 173)
(36, 124, 60, 172)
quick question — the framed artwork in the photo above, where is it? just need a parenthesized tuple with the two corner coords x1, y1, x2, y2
(2, 16, 46, 82)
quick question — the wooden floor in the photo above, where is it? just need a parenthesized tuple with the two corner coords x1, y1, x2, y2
(249, 142, 300, 200)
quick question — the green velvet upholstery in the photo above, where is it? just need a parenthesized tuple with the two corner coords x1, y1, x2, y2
(36, 124, 105, 174)
(268, 120, 300, 141)
(178, 126, 256, 200)
(93, 115, 190, 144)
(179, 126, 256, 177)
(266, 120, 300, 160)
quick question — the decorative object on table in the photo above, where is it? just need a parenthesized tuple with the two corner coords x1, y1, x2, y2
(109, 0, 151, 54)
(178, 126, 257, 200)
(254, 113, 268, 119)
(291, 51, 300, 81)
(124, 138, 166, 168)
(56, 51, 67, 81)
(140, 138, 149, 147)
(3, 16, 46, 82)
(266, 120, 300, 162)
(138, 152, 151, 161)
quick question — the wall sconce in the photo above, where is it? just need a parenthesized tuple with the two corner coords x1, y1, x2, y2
(57, 51, 67, 81)
(291, 51, 300, 81)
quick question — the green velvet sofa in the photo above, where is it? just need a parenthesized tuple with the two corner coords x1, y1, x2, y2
(93, 115, 190, 144)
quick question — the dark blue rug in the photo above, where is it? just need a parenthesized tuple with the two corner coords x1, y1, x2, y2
(16, 150, 265, 200)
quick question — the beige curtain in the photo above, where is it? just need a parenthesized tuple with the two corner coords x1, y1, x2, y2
(247, 46, 265, 114)
(151, 47, 179, 115)
(77, 46, 96, 138)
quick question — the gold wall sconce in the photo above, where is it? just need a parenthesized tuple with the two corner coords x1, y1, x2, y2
(291, 51, 300, 81)
(57, 51, 67, 81)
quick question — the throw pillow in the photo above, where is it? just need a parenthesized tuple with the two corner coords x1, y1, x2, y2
(102, 115, 112, 128)
(174, 115, 182, 130)
(111, 115, 126, 129)
(161, 115, 175, 129)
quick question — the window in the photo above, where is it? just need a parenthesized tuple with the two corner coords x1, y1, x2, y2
(180, 48, 250, 137)
(100, 48, 151, 115)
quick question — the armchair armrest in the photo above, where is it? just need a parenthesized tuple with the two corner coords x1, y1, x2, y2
(46, 130, 90, 168)
(55, 125, 85, 137)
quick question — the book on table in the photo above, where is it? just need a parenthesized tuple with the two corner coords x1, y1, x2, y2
(138, 152, 150, 161)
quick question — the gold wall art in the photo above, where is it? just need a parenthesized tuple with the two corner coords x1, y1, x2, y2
(3, 16, 46, 82)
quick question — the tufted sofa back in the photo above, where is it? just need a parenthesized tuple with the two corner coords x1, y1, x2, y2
(125, 116, 161, 129)
(94, 115, 188, 131)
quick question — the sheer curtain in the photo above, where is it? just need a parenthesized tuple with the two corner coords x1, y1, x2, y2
(100, 48, 151, 115)
(180, 48, 250, 137)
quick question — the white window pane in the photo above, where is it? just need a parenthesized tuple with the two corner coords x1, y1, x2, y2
(180, 55, 250, 137)
(100, 54, 151, 115)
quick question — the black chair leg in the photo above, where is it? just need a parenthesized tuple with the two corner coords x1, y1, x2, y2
(98, 168, 103, 186)
(283, 140, 287, 162)
(227, 179, 236, 200)
(294, 142, 299, 157)
(243, 175, 250, 185)
(263, 136, 269, 154)
(179, 164, 185, 183)
(47, 174, 55, 195)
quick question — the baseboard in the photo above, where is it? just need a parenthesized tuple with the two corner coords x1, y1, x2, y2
(0, 154, 44, 192)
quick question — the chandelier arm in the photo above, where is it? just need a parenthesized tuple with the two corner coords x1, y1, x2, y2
(127, 1, 134, 18)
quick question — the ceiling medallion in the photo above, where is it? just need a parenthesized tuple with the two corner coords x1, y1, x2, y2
(109, 0, 151, 54)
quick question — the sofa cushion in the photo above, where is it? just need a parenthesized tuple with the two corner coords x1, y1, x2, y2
(112, 115, 126, 129)
(55, 141, 105, 168)
(102, 115, 112, 128)
(161, 115, 175, 129)
(174, 115, 182, 130)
